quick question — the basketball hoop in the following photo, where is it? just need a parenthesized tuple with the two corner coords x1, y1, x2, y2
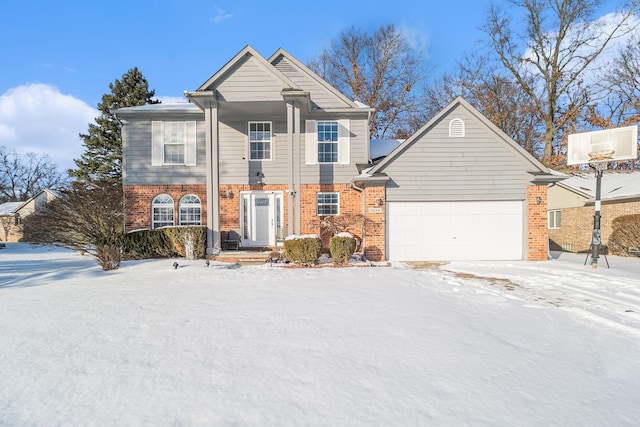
(588, 150, 614, 171)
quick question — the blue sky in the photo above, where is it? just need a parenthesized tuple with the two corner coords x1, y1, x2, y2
(0, 0, 632, 172)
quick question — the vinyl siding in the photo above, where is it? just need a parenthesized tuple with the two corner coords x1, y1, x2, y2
(300, 117, 368, 184)
(123, 120, 207, 185)
(272, 56, 350, 109)
(380, 106, 533, 202)
(215, 55, 288, 102)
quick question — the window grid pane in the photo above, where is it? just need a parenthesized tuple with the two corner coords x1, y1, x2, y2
(179, 195, 201, 226)
(316, 192, 339, 216)
(249, 122, 272, 160)
(317, 121, 339, 163)
(152, 194, 174, 229)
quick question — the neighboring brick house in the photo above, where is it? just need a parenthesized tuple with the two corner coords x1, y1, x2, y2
(116, 46, 561, 261)
(548, 171, 640, 253)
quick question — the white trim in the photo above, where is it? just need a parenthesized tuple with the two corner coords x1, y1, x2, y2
(316, 192, 340, 216)
(248, 121, 273, 161)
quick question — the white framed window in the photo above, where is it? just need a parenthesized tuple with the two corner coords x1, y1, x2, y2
(305, 119, 350, 165)
(548, 210, 561, 229)
(318, 121, 339, 163)
(152, 194, 174, 229)
(449, 118, 465, 137)
(316, 192, 339, 216)
(152, 121, 197, 166)
(248, 121, 272, 160)
(179, 194, 202, 226)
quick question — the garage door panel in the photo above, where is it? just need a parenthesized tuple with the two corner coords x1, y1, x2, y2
(388, 201, 523, 261)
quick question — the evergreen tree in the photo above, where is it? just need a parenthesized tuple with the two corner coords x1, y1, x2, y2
(70, 67, 158, 184)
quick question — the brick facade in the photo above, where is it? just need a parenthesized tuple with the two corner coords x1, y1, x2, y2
(124, 183, 387, 261)
(124, 185, 207, 231)
(548, 200, 640, 253)
(527, 185, 549, 261)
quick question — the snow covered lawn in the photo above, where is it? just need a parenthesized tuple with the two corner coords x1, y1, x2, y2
(1, 244, 640, 426)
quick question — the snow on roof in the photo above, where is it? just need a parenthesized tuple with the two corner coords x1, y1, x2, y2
(115, 103, 199, 113)
(559, 170, 640, 200)
(0, 202, 24, 216)
(370, 139, 402, 160)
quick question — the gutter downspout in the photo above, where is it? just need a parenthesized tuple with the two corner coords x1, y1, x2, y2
(350, 181, 366, 261)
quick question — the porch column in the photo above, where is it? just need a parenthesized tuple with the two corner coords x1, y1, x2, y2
(293, 101, 302, 234)
(286, 101, 295, 236)
(205, 99, 220, 254)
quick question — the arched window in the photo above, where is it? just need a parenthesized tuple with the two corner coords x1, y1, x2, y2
(152, 194, 174, 229)
(449, 118, 465, 137)
(179, 194, 202, 226)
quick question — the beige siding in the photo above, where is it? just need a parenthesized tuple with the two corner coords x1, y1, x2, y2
(272, 56, 350, 109)
(380, 106, 533, 202)
(216, 55, 288, 102)
(123, 120, 207, 185)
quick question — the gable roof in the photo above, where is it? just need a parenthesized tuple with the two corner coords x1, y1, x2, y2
(268, 48, 359, 109)
(556, 170, 640, 201)
(366, 96, 562, 184)
(197, 45, 299, 92)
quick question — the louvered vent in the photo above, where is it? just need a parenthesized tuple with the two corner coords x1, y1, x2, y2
(449, 118, 465, 137)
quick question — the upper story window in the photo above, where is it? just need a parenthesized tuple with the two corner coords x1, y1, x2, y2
(249, 122, 272, 161)
(316, 192, 339, 216)
(318, 121, 339, 163)
(152, 194, 174, 229)
(548, 210, 561, 229)
(179, 194, 202, 226)
(305, 119, 350, 165)
(449, 118, 465, 137)
(152, 121, 197, 166)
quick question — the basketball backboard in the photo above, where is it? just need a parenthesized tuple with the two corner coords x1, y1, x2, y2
(567, 126, 638, 165)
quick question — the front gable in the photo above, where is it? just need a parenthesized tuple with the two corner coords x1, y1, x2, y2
(197, 45, 299, 102)
(269, 49, 357, 110)
(369, 97, 555, 202)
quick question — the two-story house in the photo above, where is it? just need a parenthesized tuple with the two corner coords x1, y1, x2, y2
(116, 45, 561, 261)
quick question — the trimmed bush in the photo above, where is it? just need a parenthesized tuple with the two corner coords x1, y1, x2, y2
(284, 234, 322, 266)
(330, 232, 357, 265)
(608, 214, 640, 256)
(122, 226, 206, 260)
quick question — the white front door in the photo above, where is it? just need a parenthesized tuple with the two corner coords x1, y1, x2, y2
(240, 191, 283, 247)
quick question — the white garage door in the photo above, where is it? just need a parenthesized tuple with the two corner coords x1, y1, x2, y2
(387, 201, 523, 261)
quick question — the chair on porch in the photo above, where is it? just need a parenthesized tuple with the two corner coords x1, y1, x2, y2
(221, 228, 242, 251)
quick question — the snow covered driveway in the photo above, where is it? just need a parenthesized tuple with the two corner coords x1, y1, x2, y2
(1, 244, 639, 426)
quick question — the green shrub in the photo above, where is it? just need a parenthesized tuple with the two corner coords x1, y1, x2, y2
(330, 233, 357, 265)
(284, 235, 322, 266)
(122, 226, 206, 260)
(608, 214, 640, 256)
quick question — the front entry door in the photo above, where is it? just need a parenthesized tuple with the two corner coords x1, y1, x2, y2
(241, 192, 283, 247)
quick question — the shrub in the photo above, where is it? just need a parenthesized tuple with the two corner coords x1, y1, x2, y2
(122, 226, 206, 260)
(330, 232, 357, 265)
(284, 234, 322, 266)
(608, 214, 640, 256)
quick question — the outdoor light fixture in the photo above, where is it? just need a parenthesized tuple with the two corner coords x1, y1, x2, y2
(375, 198, 383, 207)
(173, 262, 179, 269)
(206, 260, 210, 267)
(226, 190, 232, 198)
(535, 195, 542, 205)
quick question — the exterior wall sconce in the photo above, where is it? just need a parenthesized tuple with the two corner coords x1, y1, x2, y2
(375, 198, 383, 207)
(535, 195, 542, 205)
(225, 190, 233, 199)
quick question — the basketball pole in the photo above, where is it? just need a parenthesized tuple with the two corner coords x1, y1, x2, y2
(590, 166, 604, 268)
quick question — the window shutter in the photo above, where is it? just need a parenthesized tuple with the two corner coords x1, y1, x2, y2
(305, 120, 317, 165)
(152, 121, 164, 166)
(185, 121, 197, 166)
(338, 119, 350, 165)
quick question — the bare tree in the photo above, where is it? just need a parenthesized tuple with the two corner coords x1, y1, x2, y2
(308, 25, 427, 139)
(22, 181, 124, 270)
(0, 147, 66, 203)
(422, 54, 544, 157)
(483, 0, 639, 166)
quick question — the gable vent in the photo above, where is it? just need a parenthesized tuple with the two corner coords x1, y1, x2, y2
(449, 118, 465, 137)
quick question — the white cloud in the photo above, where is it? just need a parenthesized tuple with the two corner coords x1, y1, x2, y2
(0, 83, 97, 173)
(212, 7, 232, 24)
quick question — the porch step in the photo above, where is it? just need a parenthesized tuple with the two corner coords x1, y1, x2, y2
(209, 250, 275, 265)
